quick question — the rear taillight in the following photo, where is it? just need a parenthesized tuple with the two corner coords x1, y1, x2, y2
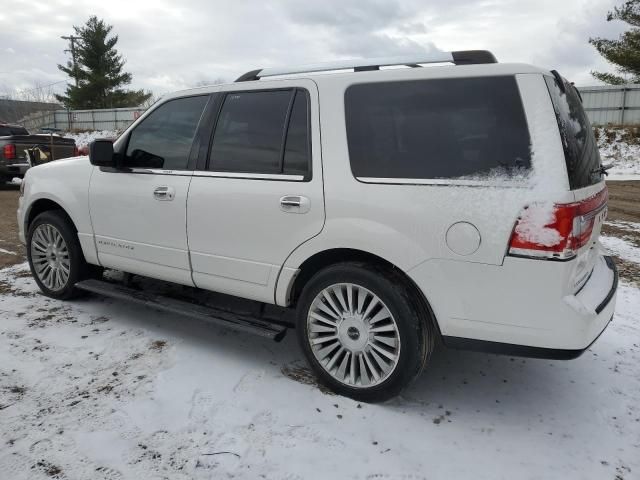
(3, 144, 16, 160)
(73, 145, 79, 156)
(508, 188, 608, 260)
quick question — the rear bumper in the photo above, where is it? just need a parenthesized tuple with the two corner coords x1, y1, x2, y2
(409, 252, 618, 354)
(0, 162, 29, 177)
(442, 313, 613, 360)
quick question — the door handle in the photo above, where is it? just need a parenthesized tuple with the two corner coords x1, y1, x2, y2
(153, 186, 175, 201)
(280, 195, 310, 214)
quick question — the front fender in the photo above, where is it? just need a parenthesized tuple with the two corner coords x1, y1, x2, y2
(21, 157, 99, 265)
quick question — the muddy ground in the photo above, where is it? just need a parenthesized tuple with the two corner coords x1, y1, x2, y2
(0, 183, 22, 269)
(0, 181, 638, 280)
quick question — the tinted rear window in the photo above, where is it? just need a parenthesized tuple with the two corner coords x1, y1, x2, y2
(544, 76, 602, 190)
(211, 90, 291, 174)
(345, 76, 532, 180)
(0, 126, 29, 136)
(283, 90, 311, 175)
(209, 88, 311, 177)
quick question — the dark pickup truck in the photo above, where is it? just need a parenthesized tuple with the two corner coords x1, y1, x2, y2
(0, 123, 77, 184)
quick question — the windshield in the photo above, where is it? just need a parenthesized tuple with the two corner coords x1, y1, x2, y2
(544, 75, 602, 190)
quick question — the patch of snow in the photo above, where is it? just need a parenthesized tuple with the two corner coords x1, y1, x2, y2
(601, 235, 640, 264)
(597, 127, 640, 176)
(1, 262, 639, 479)
(0, 248, 16, 255)
(606, 220, 640, 233)
(513, 202, 562, 247)
(63, 130, 119, 149)
(606, 174, 640, 181)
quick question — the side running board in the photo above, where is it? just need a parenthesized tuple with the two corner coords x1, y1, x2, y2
(75, 279, 287, 341)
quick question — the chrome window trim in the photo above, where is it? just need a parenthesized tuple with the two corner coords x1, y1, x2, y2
(356, 177, 531, 188)
(128, 168, 194, 176)
(194, 171, 305, 181)
(99, 167, 304, 181)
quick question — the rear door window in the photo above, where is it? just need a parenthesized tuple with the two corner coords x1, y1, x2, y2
(283, 90, 311, 176)
(544, 75, 602, 190)
(344, 76, 532, 180)
(209, 88, 311, 178)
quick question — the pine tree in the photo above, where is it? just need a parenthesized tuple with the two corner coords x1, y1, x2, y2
(56, 16, 151, 109)
(590, 0, 640, 84)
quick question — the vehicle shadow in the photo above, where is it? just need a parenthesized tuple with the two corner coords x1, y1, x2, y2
(393, 341, 604, 422)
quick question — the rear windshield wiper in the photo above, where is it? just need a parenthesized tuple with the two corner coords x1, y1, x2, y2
(591, 164, 614, 177)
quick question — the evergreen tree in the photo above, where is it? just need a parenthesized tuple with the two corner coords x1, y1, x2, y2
(590, 0, 640, 84)
(56, 16, 151, 108)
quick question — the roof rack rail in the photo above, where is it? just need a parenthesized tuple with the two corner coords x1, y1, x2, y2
(235, 50, 497, 82)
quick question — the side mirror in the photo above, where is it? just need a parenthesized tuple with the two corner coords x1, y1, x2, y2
(89, 140, 115, 167)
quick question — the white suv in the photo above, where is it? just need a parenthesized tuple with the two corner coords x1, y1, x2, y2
(17, 51, 618, 401)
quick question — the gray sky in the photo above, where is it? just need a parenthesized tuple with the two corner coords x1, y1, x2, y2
(0, 0, 629, 99)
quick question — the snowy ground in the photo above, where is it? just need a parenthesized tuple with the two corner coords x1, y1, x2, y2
(1, 226, 639, 479)
(597, 127, 640, 176)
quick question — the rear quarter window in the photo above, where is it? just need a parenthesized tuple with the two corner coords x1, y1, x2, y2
(344, 76, 532, 181)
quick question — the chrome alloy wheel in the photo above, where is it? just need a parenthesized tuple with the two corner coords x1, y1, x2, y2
(307, 283, 401, 388)
(30, 224, 71, 291)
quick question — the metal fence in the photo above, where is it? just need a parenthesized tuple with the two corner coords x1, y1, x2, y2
(20, 107, 144, 132)
(577, 84, 640, 126)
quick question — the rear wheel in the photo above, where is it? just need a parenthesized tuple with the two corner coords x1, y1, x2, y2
(296, 262, 433, 402)
(27, 211, 91, 300)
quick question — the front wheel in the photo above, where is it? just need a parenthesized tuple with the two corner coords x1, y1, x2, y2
(296, 263, 434, 402)
(27, 211, 90, 300)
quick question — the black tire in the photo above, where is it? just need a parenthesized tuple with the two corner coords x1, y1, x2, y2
(296, 262, 434, 402)
(26, 210, 91, 300)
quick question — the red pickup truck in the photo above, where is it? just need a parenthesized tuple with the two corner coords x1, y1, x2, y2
(0, 123, 77, 184)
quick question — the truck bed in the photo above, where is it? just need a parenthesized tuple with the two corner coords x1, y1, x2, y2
(0, 134, 77, 180)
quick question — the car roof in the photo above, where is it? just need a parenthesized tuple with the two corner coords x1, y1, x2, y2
(164, 51, 552, 100)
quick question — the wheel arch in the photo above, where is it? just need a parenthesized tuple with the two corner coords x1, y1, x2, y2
(24, 196, 100, 266)
(285, 248, 442, 338)
(26, 198, 77, 233)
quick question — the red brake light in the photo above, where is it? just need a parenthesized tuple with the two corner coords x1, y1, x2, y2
(3, 144, 16, 160)
(508, 188, 608, 260)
